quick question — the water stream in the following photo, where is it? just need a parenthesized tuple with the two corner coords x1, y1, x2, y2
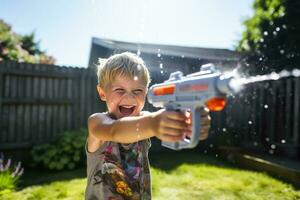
(229, 68, 300, 92)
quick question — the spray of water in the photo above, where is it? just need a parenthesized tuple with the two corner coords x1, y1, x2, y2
(228, 68, 300, 92)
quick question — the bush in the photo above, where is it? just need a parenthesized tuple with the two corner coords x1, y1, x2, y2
(31, 128, 87, 171)
(0, 154, 24, 194)
(0, 19, 55, 64)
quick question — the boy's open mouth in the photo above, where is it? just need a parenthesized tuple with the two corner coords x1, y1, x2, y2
(119, 105, 136, 116)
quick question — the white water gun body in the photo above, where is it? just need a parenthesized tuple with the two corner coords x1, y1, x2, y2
(147, 64, 235, 150)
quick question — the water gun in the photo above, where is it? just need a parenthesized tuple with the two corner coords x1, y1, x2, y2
(147, 63, 236, 150)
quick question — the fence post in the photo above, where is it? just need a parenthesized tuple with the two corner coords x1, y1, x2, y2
(0, 62, 4, 139)
(293, 77, 299, 146)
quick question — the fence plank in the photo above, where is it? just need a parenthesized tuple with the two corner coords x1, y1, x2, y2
(268, 81, 277, 143)
(285, 79, 292, 142)
(293, 77, 299, 145)
(80, 73, 87, 126)
(0, 62, 4, 144)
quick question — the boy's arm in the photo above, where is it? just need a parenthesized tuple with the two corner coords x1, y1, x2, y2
(88, 112, 157, 144)
(88, 110, 190, 144)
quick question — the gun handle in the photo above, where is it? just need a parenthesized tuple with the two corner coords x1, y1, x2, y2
(162, 107, 201, 150)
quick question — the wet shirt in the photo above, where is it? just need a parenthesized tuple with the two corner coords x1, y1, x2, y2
(85, 138, 152, 200)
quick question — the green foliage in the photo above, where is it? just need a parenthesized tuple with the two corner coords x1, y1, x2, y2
(31, 129, 87, 171)
(237, 0, 300, 74)
(0, 155, 24, 194)
(0, 19, 55, 64)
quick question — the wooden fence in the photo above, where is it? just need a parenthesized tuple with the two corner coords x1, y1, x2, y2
(211, 74, 300, 158)
(0, 61, 299, 158)
(0, 61, 104, 149)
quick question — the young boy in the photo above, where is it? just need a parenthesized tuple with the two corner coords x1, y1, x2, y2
(85, 52, 211, 200)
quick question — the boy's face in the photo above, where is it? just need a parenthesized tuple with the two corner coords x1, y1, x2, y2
(97, 75, 148, 119)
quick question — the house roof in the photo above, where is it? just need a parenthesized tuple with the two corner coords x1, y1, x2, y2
(92, 37, 242, 61)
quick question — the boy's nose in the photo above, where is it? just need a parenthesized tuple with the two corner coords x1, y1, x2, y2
(123, 92, 135, 99)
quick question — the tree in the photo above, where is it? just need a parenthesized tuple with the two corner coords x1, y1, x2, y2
(0, 19, 55, 64)
(237, 0, 300, 74)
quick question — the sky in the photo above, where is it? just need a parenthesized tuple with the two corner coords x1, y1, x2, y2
(0, 0, 254, 67)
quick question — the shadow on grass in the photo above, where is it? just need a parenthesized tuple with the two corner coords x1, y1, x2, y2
(149, 148, 233, 172)
(18, 167, 86, 190)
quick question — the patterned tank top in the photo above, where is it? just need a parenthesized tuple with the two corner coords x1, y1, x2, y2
(85, 138, 152, 200)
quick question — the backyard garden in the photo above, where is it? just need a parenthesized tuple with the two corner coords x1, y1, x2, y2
(1, 130, 300, 200)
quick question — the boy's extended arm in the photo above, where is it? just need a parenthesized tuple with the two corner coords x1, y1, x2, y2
(88, 112, 157, 143)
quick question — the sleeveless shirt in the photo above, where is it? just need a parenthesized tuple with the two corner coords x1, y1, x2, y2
(85, 125, 152, 200)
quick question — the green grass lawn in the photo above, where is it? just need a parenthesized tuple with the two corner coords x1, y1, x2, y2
(1, 151, 299, 200)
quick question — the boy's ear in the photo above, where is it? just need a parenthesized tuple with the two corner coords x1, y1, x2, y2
(97, 85, 107, 101)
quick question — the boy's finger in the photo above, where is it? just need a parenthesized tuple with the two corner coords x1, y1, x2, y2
(161, 134, 183, 142)
(165, 111, 187, 121)
(200, 130, 209, 141)
(200, 107, 210, 117)
(201, 116, 211, 126)
(162, 118, 189, 130)
(160, 127, 185, 137)
(200, 124, 210, 131)
(185, 111, 191, 118)
(185, 130, 192, 137)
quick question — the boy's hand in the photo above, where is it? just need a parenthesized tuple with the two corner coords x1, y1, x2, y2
(185, 107, 211, 141)
(152, 109, 191, 142)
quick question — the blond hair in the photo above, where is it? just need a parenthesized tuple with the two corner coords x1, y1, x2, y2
(96, 52, 151, 89)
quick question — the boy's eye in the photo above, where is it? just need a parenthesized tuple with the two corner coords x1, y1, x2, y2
(133, 89, 144, 95)
(114, 88, 125, 93)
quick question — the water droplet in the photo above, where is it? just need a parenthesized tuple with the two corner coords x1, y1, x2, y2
(292, 69, 300, 77)
(222, 128, 227, 132)
(279, 70, 290, 77)
(281, 139, 286, 143)
(181, 55, 185, 58)
(259, 57, 263, 61)
(273, 31, 277, 36)
(270, 72, 280, 80)
(159, 63, 163, 69)
(137, 49, 141, 56)
(276, 27, 280, 32)
(280, 49, 285, 54)
(157, 53, 161, 58)
(265, 137, 270, 142)
(260, 38, 264, 43)
(271, 144, 276, 149)
(134, 76, 138, 81)
(263, 31, 268, 36)
(215, 154, 218, 157)
(282, 24, 287, 29)
(264, 105, 268, 109)
(160, 70, 164, 74)
(248, 121, 252, 125)
(137, 64, 141, 71)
